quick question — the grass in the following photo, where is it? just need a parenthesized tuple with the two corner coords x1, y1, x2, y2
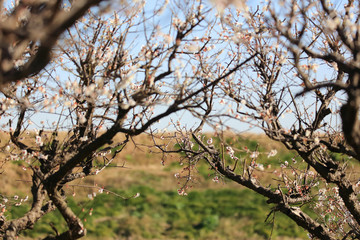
(16, 186, 308, 240)
(0, 132, 314, 239)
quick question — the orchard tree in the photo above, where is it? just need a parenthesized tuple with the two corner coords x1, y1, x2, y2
(0, 0, 256, 239)
(2, 0, 360, 239)
(0, 0, 109, 86)
(168, 0, 360, 239)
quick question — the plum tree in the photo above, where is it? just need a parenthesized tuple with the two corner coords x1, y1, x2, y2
(1, 0, 360, 239)
(0, 0, 255, 238)
(170, 1, 360, 239)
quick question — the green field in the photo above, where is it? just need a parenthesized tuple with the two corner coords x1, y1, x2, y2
(2, 134, 310, 239)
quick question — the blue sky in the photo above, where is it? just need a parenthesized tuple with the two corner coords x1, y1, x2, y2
(0, 0, 345, 135)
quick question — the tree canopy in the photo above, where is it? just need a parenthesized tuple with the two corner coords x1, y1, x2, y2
(0, 0, 360, 239)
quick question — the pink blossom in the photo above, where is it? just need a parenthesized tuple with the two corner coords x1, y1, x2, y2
(267, 149, 277, 158)
(212, 176, 219, 183)
(250, 151, 259, 158)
